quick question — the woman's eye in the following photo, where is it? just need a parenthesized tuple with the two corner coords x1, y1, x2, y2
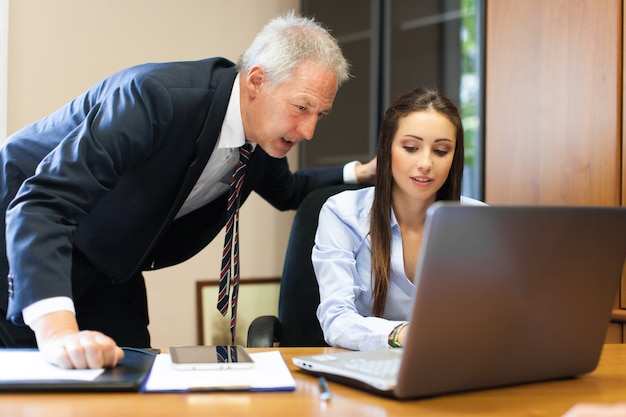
(403, 146, 418, 152)
(435, 149, 450, 156)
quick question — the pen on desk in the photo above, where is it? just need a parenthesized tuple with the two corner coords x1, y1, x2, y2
(318, 376, 332, 401)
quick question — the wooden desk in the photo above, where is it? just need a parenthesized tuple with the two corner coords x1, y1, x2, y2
(3, 345, 626, 417)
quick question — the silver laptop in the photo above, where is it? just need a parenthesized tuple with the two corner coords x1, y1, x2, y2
(293, 203, 626, 399)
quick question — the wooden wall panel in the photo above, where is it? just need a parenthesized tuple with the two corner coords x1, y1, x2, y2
(485, 0, 622, 206)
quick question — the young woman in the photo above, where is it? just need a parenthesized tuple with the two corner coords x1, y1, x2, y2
(312, 87, 485, 350)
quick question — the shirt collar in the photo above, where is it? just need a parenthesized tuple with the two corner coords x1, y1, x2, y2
(218, 74, 255, 150)
(390, 206, 399, 229)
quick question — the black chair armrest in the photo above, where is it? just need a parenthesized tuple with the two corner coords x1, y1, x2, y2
(246, 315, 282, 347)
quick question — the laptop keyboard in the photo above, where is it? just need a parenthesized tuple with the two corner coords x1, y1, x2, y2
(344, 357, 401, 378)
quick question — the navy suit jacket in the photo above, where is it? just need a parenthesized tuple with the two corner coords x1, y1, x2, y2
(0, 57, 343, 324)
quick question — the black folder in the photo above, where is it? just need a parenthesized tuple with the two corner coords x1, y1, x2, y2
(0, 347, 157, 392)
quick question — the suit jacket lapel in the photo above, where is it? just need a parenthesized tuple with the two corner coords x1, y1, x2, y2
(168, 66, 238, 216)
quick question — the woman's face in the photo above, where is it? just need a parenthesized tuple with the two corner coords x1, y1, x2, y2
(390, 110, 456, 205)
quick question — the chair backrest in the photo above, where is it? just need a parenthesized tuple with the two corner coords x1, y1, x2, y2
(277, 184, 366, 346)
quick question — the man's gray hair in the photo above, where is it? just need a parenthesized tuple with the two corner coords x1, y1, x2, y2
(237, 11, 351, 88)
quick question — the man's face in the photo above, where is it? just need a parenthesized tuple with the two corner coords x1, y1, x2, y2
(241, 60, 338, 158)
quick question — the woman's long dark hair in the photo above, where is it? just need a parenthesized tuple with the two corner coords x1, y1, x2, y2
(369, 87, 464, 316)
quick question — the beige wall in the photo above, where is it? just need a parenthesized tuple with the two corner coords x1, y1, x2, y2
(7, 0, 300, 348)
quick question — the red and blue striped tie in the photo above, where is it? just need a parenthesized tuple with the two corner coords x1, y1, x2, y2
(217, 143, 252, 344)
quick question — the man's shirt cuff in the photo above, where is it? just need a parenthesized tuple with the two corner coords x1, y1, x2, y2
(22, 297, 76, 326)
(343, 160, 359, 184)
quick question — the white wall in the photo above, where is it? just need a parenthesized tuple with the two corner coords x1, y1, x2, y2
(7, 0, 300, 348)
(0, 0, 7, 140)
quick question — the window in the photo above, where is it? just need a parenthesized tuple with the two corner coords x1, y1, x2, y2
(300, 0, 485, 199)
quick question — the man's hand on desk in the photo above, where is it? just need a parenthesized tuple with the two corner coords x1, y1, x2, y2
(30, 310, 124, 369)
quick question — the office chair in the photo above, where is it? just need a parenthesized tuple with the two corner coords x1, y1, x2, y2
(247, 183, 366, 347)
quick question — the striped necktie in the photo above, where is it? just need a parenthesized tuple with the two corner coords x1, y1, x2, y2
(217, 143, 252, 344)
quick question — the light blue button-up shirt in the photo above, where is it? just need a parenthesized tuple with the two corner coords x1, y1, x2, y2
(313, 186, 485, 350)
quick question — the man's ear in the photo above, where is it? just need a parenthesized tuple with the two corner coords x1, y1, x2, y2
(245, 65, 265, 97)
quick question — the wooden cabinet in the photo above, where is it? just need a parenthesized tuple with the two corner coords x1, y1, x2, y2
(485, 0, 625, 341)
(621, 0, 626, 342)
(485, 0, 621, 206)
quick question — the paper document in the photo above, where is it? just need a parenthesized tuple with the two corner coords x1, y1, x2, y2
(0, 350, 104, 381)
(143, 350, 295, 392)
